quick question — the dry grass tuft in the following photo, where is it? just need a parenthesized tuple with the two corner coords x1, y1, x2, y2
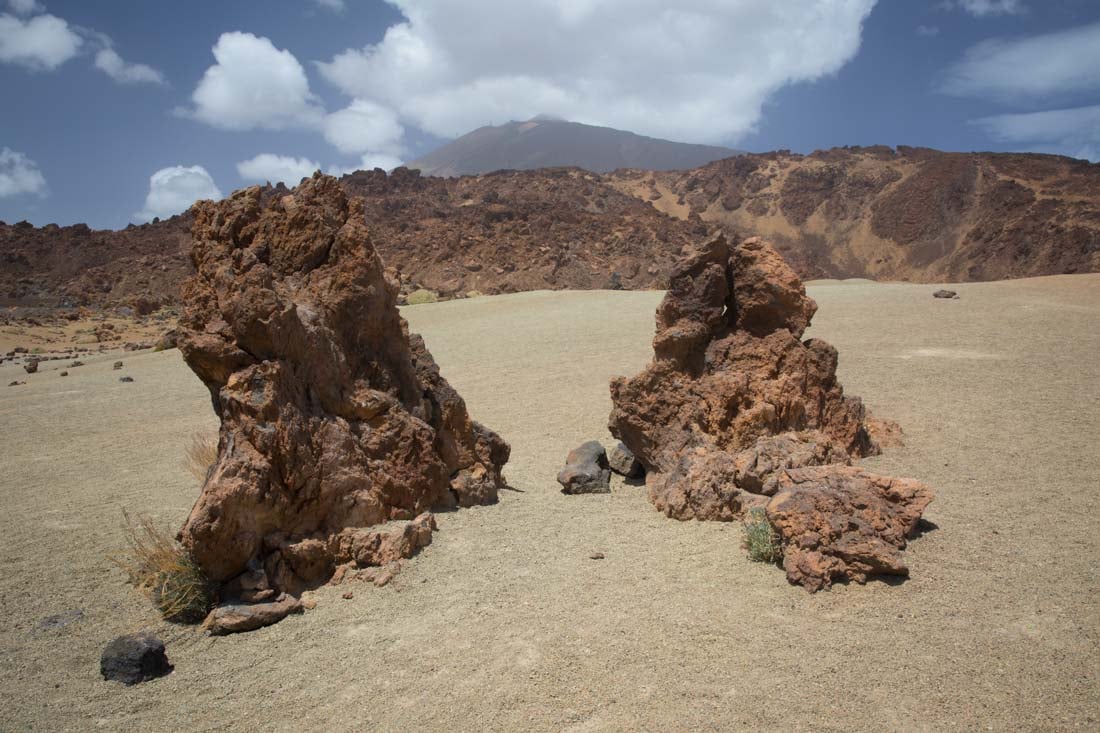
(742, 507, 782, 564)
(184, 431, 217, 483)
(113, 511, 215, 623)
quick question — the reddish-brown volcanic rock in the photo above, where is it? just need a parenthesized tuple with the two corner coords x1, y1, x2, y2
(609, 234, 934, 590)
(608, 233, 875, 515)
(176, 173, 509, 592)
(766, 466, 935, 591)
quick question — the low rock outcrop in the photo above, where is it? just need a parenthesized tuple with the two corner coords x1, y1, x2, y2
(176, 174, 509, 599)
(609, 234, 933, 590)
(765, 466, 934, 591)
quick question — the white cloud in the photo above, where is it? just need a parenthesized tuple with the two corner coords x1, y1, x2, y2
(94, 47, 165, 85)
(0, 147, 47, 197)
(189, 31, 323, 130)
(313, 0, 345, 11)
(237, 154, 320, 185)
(941, 22, 1100, 99)
(315, 0, 876, 144)
(0, 12, 81, 70)
(322, 98, 404, 154)
(972, 105, 1100, 162)
(8, 0, 44, 16)
(950, 0, 1025, 17)
(134, 165, 222, 223)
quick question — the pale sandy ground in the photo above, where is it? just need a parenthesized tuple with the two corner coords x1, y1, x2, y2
(1, 275, 1098, 732)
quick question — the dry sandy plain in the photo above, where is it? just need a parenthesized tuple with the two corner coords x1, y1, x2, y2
(1, 275, 1098, 731)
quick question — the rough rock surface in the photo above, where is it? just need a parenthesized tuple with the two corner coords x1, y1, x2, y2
(608, 234, 934, 590)
(100, 633, 172, 685)
(608, 442, 643, 478)
(176, 173, 509, 595)
(557, 441, 611, 494)
(766, 466, 935, 591)
(202, 594, 304, 636)
(609, 234, 876, 521)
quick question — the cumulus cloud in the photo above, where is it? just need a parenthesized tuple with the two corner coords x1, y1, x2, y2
(0, 147, 47, 197)
(315, 0, 876, 144)
(0, 12, 81, 70)
(237, 153, 321, 185)
(94, 47, 165, 85)
(322, 99, 404, 155)
(941, 22, 1100, 99)
(134, 165, 222, 223)
(972, 105, 1100, 162)
(313, 0, 345, 12)
(7, 0, 44, 15)
(948, 0, 1025, 17)
(188, 31, 324, 130)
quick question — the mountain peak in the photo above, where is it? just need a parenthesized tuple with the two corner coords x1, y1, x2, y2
(408, 119, 740, 177)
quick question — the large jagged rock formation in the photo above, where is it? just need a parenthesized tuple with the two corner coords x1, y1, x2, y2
(609, 234, 933, 590)
(176, 173, 509, 595)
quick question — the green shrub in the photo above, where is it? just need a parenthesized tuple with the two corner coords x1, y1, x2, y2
(406, 289, 439, 305)
(113, 511, 215, 623)
(742, 507, 782, 564)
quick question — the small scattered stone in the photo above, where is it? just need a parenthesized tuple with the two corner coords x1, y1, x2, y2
(60, 371, 68, 377)
(8, 380, 25, 387)
(557, 441, 612, 494)
(301, 595, 318, 610)
(112, 360, 123, 369)
(589, 552, 605, 560)
(100, 632, 172, 685)
(608, 442, 643, 478)
(69, 360, 84, 367)
(933, 289, 959, 299)
(119, 376, 134, 383)
(342, 591, 354, 600)
(23, 359, 38, 374)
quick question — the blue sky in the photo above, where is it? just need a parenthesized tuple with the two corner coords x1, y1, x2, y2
(1, 0, 1098, 229)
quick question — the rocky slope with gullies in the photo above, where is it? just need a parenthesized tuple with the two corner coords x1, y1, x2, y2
(608, 146, 1100, 282)
(341, 166, 706, 298)
(1, 146, 1097, 313)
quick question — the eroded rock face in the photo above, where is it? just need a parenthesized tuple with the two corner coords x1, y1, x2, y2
(609, 234, 934, 590)
(766, 466, 935, 591)
(177, 174, 509, 592)
(609, 234, 876, 519)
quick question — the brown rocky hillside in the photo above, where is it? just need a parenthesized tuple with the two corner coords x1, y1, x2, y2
(609, 146, 1100, 281)
(1, 147, 1097, 311)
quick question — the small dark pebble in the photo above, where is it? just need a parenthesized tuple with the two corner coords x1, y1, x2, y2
(119, 376, 134, 383)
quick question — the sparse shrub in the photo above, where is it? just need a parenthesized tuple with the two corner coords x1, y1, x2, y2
(406, 289, 439, 305)
(113, 511, 215, 623)
(184, 431, 217, 483)
(742, 507, 782, 563)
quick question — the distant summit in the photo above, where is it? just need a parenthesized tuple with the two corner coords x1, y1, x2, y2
(406, 117, 741, 177)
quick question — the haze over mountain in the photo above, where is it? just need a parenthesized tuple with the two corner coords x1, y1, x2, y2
(406, 117, 741, 177)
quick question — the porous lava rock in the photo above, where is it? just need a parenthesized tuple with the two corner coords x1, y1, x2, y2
(609, 234, 876, 517)
(765, 466, 935, 591)
(609, 234, 934, 590)
(176, 173, 509, 596)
